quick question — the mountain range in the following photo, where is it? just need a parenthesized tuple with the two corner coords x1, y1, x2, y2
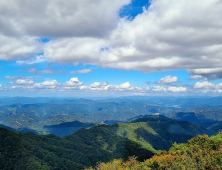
(0, 115, 217, 170)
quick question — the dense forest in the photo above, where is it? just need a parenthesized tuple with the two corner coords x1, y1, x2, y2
(0, 115, 214, 170)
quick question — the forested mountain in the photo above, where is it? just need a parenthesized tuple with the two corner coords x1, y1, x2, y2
(0, 124, 38, 134)
(199, 121, 222, 132)
(0, 115, 215, 170)
(171, 111, 222, 125)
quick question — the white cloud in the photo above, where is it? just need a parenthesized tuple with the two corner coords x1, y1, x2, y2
(0, 35, 42, 61)
(89, 82, 109, 91)
(0, 0, 130, 62)
(68, 69, 93, 74)
(63, 77, 86, 90)
(193, 81, 222, 93)
(151, 86, 186, 92)
(65, 77, 83, 86)
(111, 82, 134, 91)
(33, 79, 61, 89)
(0, 84, 2, 89)
(44, 37, 106, 64)
(193, 81, 216, 89)
(156, 75, 178, 84)
(16, 79, 34, 85)
(152, 86, 167, 92)
(190, 75, 202, 80)
(116, 82, 131, 89)
(4, 76, 221, 95)
(39, 0, 222, 75)
(189, 68, 222, 75)
(1, 0, 222, 77)
(0, 0, 130, 38)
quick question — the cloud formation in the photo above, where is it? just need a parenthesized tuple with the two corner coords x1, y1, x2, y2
(38, 0, 222, 74)
(0, 35, 41, 61)
(189, 68, 222, 80)
(15, 79, 34, 85)
(155, 75, 178, 84)
(64, 78, 86, 90)
(33, 79, 61, 89)
(3, 76, 189, 95)
(0, 0, 222, 77)
(1, 0, 222, 97)
(0, 0, 130, 38)
(193, 81, 222, 93)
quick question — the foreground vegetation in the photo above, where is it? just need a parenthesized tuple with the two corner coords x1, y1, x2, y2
(86, 133, 222, 170)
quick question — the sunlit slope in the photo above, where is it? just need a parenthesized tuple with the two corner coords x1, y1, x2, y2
(87, 133, 222, 170)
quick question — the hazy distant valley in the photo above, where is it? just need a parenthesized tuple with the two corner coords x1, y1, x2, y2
(1, 96, 222, 136)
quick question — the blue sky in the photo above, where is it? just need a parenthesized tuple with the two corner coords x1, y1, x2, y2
(0, 0, 222, 97)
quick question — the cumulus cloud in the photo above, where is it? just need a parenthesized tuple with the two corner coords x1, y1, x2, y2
(44, 37, 106, 64)
(63, 77, 87, 90)
(1, 76, 194, 94)
(194, 81, 215, 89)
(151, 86, 186, 92)
(0, 84, 2, 89)
(0, 0, 130, 38)
(1, 0, 222, 77)
(33, 79, 61, 89)
(89, 82, 109, 91)
(68, 69, 93, 74)
(39, 0, 222, 74)
(193, 81, 222, 93)
(88, 81, 136, 92)
(152, 86, 167, 92)
(15, 79, 34, 85)
(111, 82, 134, 91)
(0, 0, 130, 62)
(189, 68, 222, 80)
(0, 35, 42, 61)
(155, 75, 178, 84)
(63, 78, 136, 92)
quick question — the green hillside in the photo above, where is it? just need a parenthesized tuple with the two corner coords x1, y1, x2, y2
(0, 115, 214, 170)
(199, 121, 222, 132)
